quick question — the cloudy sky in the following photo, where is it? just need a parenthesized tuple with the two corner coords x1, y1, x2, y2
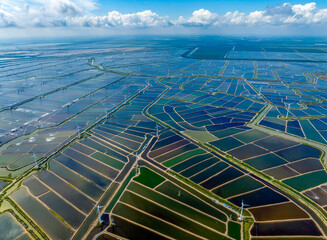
(1, 0, 327, 38)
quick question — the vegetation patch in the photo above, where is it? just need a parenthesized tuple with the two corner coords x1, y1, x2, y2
(134, 167, 165, 188)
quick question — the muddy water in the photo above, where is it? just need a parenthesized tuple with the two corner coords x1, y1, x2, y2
(249, 202, 309, 221)
(251, 220, 322, 236)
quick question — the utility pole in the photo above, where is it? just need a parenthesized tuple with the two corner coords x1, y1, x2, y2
(105, 108, 108, 118)
(135, 153, 139, 168)
(135, 153, 140, 175)
(110, 215, 115, 226)
(238, 200, 244, 222)
(155, 123, 159, 137)
(238, 200, 249, 222)
(77, 126, 81, 138)
(33, 153, 39, 169)
(285, 103, 291, 119)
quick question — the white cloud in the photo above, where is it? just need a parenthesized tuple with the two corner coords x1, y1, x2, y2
(40, 0, 82, 16)
(0, 1, 327, 31)
(247, 11, 269, 24)
(283, 2, 327, 24)
(0, 8, 15, 27)
(182, 9, 218, 26)
(71, 10, 171, 28)
(178, 2, 327, 26)
(223, 11, 245, 25)
(0, 0, 96, 27)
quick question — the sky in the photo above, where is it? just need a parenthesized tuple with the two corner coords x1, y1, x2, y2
(96, 0, 327, 17)
(1, 0, 327, 39)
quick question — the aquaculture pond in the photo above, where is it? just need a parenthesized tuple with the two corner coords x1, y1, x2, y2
(0, 179, 8, 190)
(249, 202, 309, 221)
(0, 213, 26, 240)
(11, 187, 74, 240)
(111, 166, 240, 239)
(251, 220, 322, 236)
(1, 38, 327, 240)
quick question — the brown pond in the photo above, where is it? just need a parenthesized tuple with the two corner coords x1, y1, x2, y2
(249, 202, 309, 221)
